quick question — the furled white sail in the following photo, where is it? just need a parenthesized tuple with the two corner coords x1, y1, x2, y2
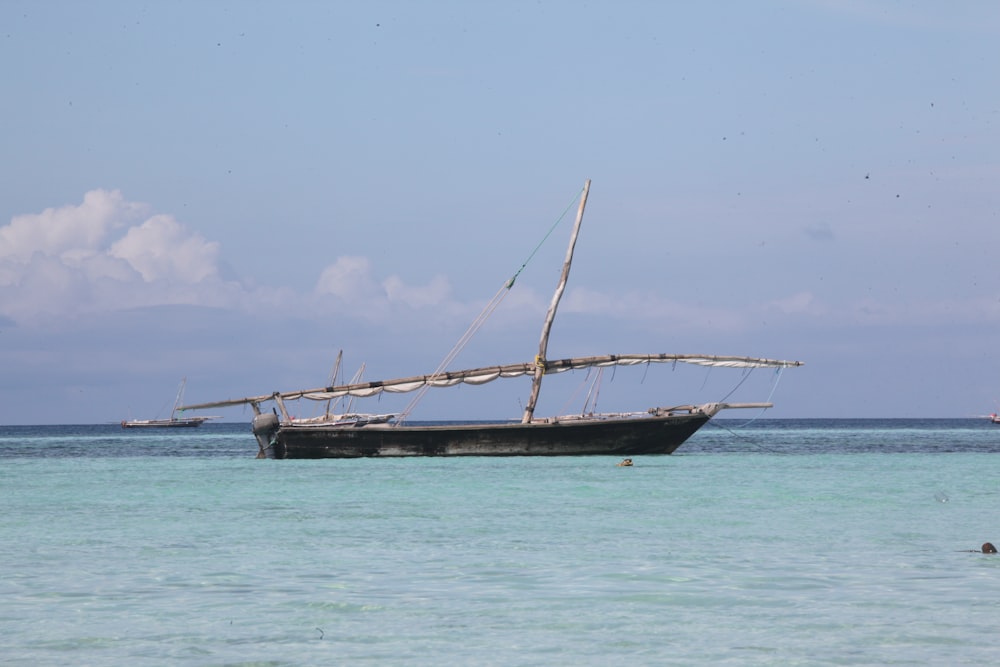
(179, 353, 803, 411)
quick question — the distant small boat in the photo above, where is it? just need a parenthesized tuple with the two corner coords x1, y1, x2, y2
(121, 416, 212, 429)
(122, 378, 219, 429)
(990, 413, 1000, 425)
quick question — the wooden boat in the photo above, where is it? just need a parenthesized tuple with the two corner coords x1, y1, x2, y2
(121, 416, 212, 428)
(122, 378, 219, 429)
(180, 181, 802, 458)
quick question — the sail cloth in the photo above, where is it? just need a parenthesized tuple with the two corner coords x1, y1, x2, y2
(179, 354, 803, 411)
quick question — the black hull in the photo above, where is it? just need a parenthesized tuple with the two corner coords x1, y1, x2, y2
(261, 413, 711, 459)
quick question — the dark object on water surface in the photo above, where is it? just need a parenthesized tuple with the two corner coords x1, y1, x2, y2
(252, 409, 711, 459)
(982, 542, 997, 554)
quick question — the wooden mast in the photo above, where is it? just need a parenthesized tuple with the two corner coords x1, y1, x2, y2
(522, 179, 591, 424)
(171, 377, 187, 419)
(325, 350, 343, 418)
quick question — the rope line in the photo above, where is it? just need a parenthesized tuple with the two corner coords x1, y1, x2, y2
(718, 367, 755, 402)
(720, 367, 786, 429)
(700, 369, 788, 453)
(504, 186, 585, 290)
(395, 185, 585, 424)
(397, 285, 509, 423)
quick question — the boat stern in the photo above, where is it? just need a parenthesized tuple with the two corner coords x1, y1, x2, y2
(251, 412, 280, 458)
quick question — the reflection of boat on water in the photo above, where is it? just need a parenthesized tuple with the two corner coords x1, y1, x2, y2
(181, 180, 803, 458)
(122, 378, 219, 429)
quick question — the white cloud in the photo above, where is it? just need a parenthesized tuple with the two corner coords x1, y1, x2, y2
(315, 257, 453, 307)
(6, 189, 997, 348)
(383, 274, 451, 307)
(314, 256, 382, 301)
(766, 291, 825, 315)
(109, 214, 219, 283)
(0, 189, 143, 265)
(0, 190, 223, 323)
(0, 191, 483, 327)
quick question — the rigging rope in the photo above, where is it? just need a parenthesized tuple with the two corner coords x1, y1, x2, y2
(718, 366, 755, 402)
(583, 367, 604, 415)
(503, 187, 584, 291)
(555, 366, 602, 417)
(700, 367, 788, 454)
(720, 367, 786, 429)
(395, 185, 587, 424)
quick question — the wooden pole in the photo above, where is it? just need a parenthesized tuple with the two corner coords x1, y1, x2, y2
(325, 350, 343, 418)
(171, 378, 187, 419)
(522, 179, 591, 423)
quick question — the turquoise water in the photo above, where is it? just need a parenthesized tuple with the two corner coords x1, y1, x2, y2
(2, 420, 999, 666)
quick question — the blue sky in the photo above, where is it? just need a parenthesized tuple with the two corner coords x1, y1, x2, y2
(1, 1, 997, 424)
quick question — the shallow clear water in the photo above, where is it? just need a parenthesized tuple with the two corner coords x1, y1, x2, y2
(3, 420, 1000, 666)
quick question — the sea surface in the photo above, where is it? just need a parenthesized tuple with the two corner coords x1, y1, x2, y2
(2, 419, 999, 666)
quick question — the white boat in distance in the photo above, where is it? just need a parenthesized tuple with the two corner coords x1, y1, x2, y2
(122, 378, 219, 429)
(180, 181, 803, 457)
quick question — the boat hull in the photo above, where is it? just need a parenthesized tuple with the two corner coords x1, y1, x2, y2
(259, 413, 711, 459)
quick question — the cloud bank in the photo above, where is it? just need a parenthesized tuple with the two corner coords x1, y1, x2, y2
(0, 190, 228, 323)
(3, 189, 995, 338)
(0, 190, 466, 329)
